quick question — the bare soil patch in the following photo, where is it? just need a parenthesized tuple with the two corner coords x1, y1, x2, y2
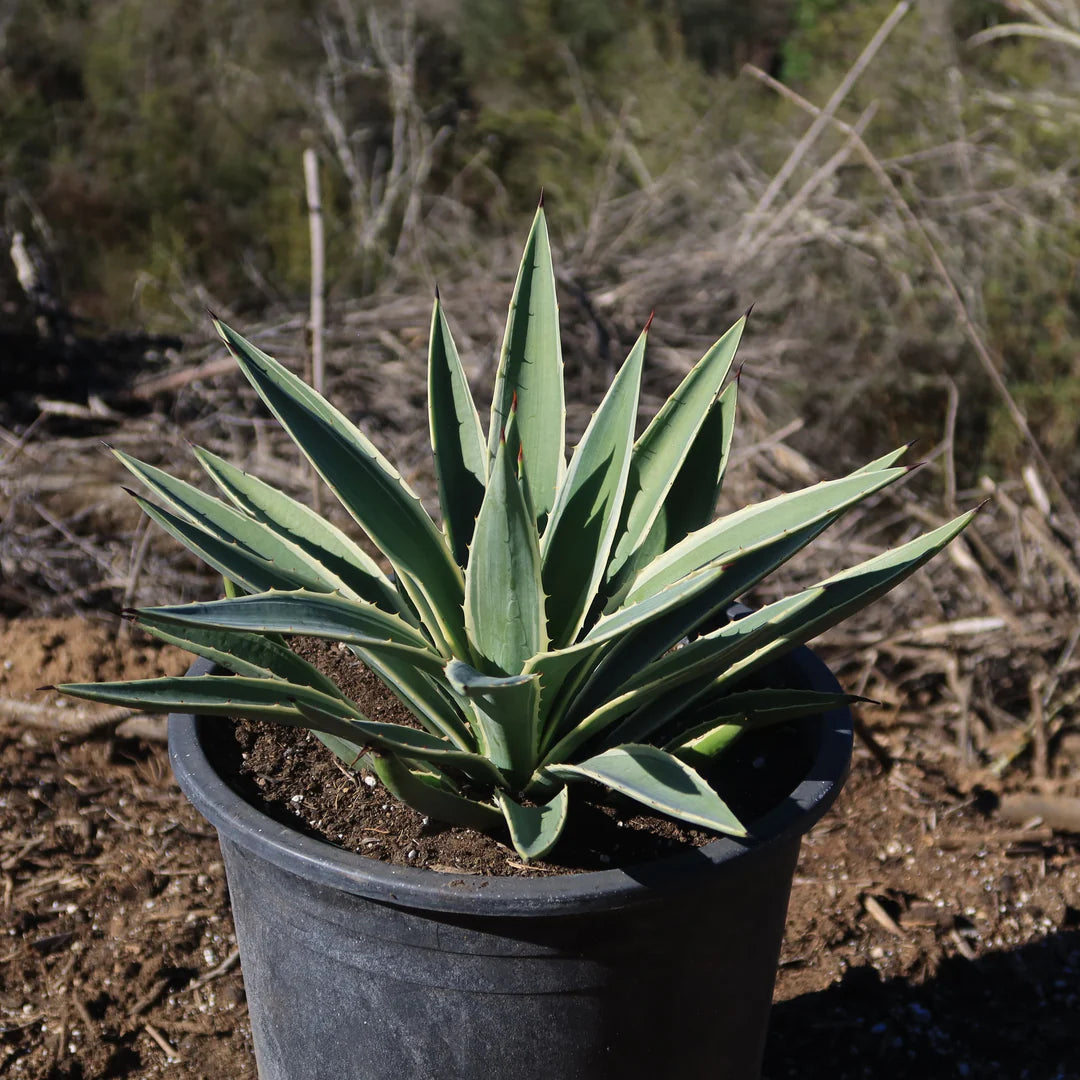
(0, 619, 254, 1079)
(1, 617, 1078, 1079)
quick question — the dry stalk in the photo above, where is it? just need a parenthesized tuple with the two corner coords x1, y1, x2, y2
(736, 0, 912, 250)
(0, 697, 137, 735)
(304, 147, 326, 401)
(304, 146, 326, 514)
(742, 61, 1080, 539)
(734, 101, 881, 269)
(969, 21, 1080, 50)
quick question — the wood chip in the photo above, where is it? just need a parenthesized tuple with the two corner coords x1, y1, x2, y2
(0, 697, 133, 735)
(143, 906, 217, 923)
(936, 827, 1055, 849)
(143, 1023, 182, 1062)
(71, 994, 94, 1028)
(999, 793, 1080, 833)
(154, 1019, 237, 1035)
(114, 715, 168, 742)
(950, 926, 978, 961)
(900, 901, 946, 928)
(862, 894, 904, 936)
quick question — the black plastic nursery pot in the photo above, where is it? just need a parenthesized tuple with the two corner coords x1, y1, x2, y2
(168, 643, 853, 1080)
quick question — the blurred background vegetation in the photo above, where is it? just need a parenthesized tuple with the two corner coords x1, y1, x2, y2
(2, 0, 1079, 495)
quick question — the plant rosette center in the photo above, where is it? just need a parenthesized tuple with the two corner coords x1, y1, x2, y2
(223, 634, 817, 875)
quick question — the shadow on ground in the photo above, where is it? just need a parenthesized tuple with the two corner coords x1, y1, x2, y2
(765, 928, 1080, 1080)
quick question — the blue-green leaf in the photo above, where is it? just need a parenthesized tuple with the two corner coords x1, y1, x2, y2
(116, 450, 339, 594)
(310, 730, 373, 771)
(445, 659, 540, 790)
(545, 744, 746, 837)
(712, 510, 978, 689)
(350, 648, 475, 750)
(608, 511, 976, 749)
(566, 467, 906, 726)
(193, 446, 407, 618)
(215, 319, 467, 658)
(524, 640, 611, 749)
(541, 322, 646, 647)
(428, 295, 487, 567)
(487, 205, 565, 524)
(373, 755, 502, 830)
(465, 433, 546, 675)
(606, 318, 744, 583)
(291, 698, 509, 789)
(542, 590, 825, 764)
(652, 377, 740, 548)
(625, 467, 909, 606)
(854, 442, 914, 473)
(137, 592, 446, 677)
(129, 494, 312, 596)
(53, 674, 364, 737)
(132, 611, 345, 700)
(665, 689, 862, 762)
(496, 787, 569, 861)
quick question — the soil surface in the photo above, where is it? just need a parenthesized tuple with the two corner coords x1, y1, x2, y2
(2, 617, 1079, 1079)
(229, 637, 809, 876)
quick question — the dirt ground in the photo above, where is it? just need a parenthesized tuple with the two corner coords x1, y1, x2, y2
(1, 616, 1077, 1080)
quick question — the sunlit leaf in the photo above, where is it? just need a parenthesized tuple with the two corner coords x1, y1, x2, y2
(545, 743, 746, 836)
(496, 787, 569, 861)
(465, 433, 546, 674)
(487, 204, 565, 524)
(542, 322, 646, 646)
(215, 319, 467, 657)
(606, 317, 744, 584)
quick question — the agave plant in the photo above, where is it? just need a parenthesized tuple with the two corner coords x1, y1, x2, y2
(57, 206, 972, 860)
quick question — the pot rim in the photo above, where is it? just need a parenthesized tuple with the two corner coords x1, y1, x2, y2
(169, 643, 852, 917)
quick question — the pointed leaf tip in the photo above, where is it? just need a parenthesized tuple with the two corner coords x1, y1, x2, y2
(644, 311, 655, 333)
(36, 685, 56, 693)
(744, 302, 756, 320)
(537, 188, 545, 208)
(434, 282, 440, 302)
